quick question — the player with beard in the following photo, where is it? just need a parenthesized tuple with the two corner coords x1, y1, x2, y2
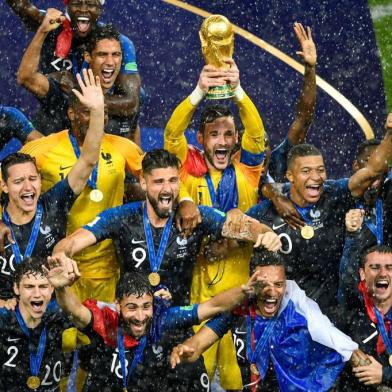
(337, 245, 392, 391)
(0, 69, 105, 309)
(170, 249, 367, 392)
(46, 256, 266, 392)
(164, 56, 266, 390)
(339, 135, 392, 307)
(7, 0, 141, 141)
(16, 7, 140, 142)
(0, 257, 78, 391)
(247, 120, 392, 318)
(52, 149, 281, 306)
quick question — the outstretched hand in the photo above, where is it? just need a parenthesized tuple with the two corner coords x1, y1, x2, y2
(254, 231, 282, 252)
(44, 254, 81, 289)
(170, 344, 195, 369)
(294, 22, 317, 67)
(72, 68, 105, 112)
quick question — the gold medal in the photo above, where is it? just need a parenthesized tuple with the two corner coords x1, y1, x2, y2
(27, 376, 41, 390)
(389, 355, 392, 366)
(90, 189, 103, 202)
(301, 225, 314, 240)
(250, 363, 260, 375)
(148, 272, 160, 286)
(123, 388, 128, 392)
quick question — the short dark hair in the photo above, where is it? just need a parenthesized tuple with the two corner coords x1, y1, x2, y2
(250, 249, 286, 274)
(142, 149, 181, 175)
(287, 143, 323, 169)
(13, 257, 49, 287)
(356, 139, 380, 163)
(1, 152, 38, 182)
(360, 245, 392, 268)
(198, 104, 235, 135)
(85, 24, 121, 55)
(115, 272, 153, 300)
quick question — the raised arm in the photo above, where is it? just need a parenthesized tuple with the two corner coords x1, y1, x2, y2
(45, 256, 91, 329)
(67, 68, 105, 195)
(287, 22, 317, 145)
(17, 8, 64, 97)
(53, 228, 98, 259)
(164, 65, 227, 163)
(6, 0, 44, 30)
(349, 114, 392, 197)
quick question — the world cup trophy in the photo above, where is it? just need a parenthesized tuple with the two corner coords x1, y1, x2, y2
(199, 15, 235, 99)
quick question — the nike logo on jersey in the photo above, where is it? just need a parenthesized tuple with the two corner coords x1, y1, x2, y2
(272, 222, 286, 230)
(59, 165, 73, 171)
(131, 239, 145, 244)
(7, 337, 21, 342)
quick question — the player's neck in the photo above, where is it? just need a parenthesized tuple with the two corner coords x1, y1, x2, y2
(374, 298, 392, 315)
(289, 189, 310, 208)
(19, 305, 42, 329)
(146, 201, 169, 228)
(6, 203, 36, 225)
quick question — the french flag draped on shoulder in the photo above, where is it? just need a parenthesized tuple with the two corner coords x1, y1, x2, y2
(252, 280, 358, 391)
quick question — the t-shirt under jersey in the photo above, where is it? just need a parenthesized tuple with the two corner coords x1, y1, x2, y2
(21, 130, 143, 279)
(0, 179, 76, 299)
(84, 203, 226, 305)
(247, 179, 355, 314)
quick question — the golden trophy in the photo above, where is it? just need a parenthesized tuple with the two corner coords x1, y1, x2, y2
(199, 15, 235, 99)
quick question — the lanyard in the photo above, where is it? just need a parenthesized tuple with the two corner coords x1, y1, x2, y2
(205, 172, 218, 208)
(117, 325, 147, 389)
(15, 307, 47, 377)
(357, 199, 383, 245)
(374, 307, 392, 355)
(68, 132, 98, 190)
(142, 203, 173, 273)
(287, 192, 314, 225)
(246, 307, 278, 370)
(3, 203, 43, 264)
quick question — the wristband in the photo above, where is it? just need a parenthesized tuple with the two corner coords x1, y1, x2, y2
(189, 85, 206, 106)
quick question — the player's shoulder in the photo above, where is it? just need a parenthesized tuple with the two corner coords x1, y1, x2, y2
(22, 130, 68, 156)
(103, 134, 143, 154)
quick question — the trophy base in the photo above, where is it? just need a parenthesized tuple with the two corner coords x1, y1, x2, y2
(206, 84, 235, 100)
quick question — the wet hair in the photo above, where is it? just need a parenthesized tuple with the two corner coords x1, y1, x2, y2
(250, 249, 286, 274)
(85, 23, 121, 55)
(1, 153, 39, 206)
(356, 139, 380, 164)
(115, 272, 153, 300)
(13, 257, 49, 287)
(360, 245, 392, 268)
(198, 104, 235, 135)
(142, 149, 181, 175)
(287, 143, 323, 169)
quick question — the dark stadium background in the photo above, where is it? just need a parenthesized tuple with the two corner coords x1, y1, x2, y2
(0, 0, 386, 178)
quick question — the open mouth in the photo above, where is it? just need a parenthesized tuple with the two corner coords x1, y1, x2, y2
(101, 68, 115, 83)
(375, 279, 389, 293)
(262, 298, 278, 316)
(76, 16, 91, 33)
(214, 149, 228, 162)
(21, 192, 35, 204)
(30, 300, 44, 313)
(305, 184, 322, 198)
(159, 194, 172, 207)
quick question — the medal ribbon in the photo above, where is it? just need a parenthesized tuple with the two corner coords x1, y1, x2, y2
(374, 306, 392, 356)
(117, 325, 147, 389)
(2, 203, 43, 264)
(246, 305, 278, 389)
(68, 132, 98, 190)
(142, 203, 173, 273)
(15, 307, 47, 378)
(287, 192, 314, 225)
(205, 172, 218, 208)
(357, 199, 383, 245)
